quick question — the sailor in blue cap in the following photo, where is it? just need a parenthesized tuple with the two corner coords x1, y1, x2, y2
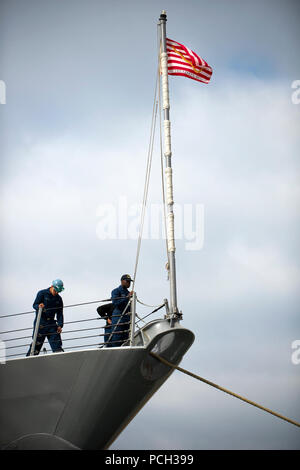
(26, 279, 65, 356)
(107, 274, 133, 347)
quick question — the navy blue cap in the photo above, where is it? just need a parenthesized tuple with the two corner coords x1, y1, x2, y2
(121, 274, 133, 282)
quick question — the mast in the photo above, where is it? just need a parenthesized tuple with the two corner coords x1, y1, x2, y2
(159, 10, 179, 316)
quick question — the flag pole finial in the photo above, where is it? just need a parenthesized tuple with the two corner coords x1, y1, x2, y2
(160, 10, 167, 20)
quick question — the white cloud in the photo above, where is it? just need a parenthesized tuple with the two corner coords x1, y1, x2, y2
(228, 241, 300, 294)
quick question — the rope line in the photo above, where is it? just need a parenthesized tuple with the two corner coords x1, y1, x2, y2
(136, 297, 164, 308)
(135, 304, 165, 326)
(149, 352, 300, 429)
(133, 306, 165, 329)
(132, 70, 159, 291)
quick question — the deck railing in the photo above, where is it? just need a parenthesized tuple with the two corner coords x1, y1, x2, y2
(0, 294, 166, 360)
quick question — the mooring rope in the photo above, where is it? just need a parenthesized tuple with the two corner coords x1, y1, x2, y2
(150, 352, 300, 429)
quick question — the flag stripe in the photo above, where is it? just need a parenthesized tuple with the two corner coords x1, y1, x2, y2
(168, 70, 210, 83)
(166, 38, 212, 83)
(168, 61, 212, 79)
(167, 60, 212, 78)
(167, 47, 212, 74)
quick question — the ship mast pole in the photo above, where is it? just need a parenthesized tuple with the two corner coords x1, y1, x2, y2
(159, 10, 179, 315)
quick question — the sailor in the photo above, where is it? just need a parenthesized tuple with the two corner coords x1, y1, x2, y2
(26, 279, 65, 356)
(107, 274, 133, 347)
(96, 302, 114, 347)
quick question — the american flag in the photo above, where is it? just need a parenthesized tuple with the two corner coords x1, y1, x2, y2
(166, 38, 213, 84)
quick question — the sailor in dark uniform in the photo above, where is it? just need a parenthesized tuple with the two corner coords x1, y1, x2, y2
(96, 302, 114, 346)
(26, 279, 65, 356)
(107, 274, 133, 347)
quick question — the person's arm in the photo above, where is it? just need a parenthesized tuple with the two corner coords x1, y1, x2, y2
(107, 304, 114, 324)
(56, 298, 64, 329)
(33, 291, 44, 311)
(111, 288, 129, 310)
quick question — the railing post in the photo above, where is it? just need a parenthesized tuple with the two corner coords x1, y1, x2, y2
(30, 306, 43, 356)
(129, 292, 136, 346)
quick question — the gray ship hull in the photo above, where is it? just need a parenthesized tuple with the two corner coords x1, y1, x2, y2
(0, 319, 194, 449)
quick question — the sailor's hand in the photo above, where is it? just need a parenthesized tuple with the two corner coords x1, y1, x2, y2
(128, 291, 133, 297)
(39, 303, 45, 309)
(107, 318, 112, 325)
(57, 326, 62, 334)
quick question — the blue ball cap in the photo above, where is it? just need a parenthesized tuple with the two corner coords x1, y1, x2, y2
(120, 274, 133, 282)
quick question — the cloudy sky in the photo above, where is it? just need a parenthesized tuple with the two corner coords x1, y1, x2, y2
(0, 0, 300, 449)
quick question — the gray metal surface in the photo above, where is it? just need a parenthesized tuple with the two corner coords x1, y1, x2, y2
(0, 319, 194, 449)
